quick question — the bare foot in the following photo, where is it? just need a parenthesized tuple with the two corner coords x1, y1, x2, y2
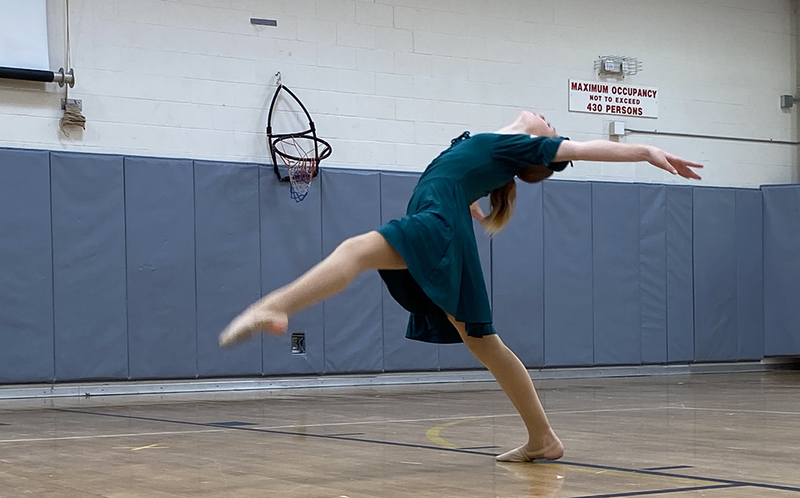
(496, 431, 564, 462)
(218, 307, 289, 348)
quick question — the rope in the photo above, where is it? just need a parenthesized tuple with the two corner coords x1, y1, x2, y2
(60, 0, 85, 136)
(60, 102, 86, 133)
(64, 0, 70, 71)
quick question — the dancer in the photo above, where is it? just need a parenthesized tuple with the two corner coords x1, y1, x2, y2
(219, 110, 702, 462)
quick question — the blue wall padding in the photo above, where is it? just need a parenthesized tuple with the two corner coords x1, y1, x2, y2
(736, 189, 764, 360)
(379, 172, 439, 371)
(693, 188, 738, 361)
(592, 183, 642, 365)
(125, 157, 197, 379)
(666, 186, 694, 362)
(763, 185, 800, 356)
(321, 169, 384, 373)
(639, 185, 668, 364)
(260, 166, 324, 375)
(195, 161, 262, 377)
(543, 180, 594, 366)
(51, 152, 128, 381)
(492, 182, 545, 368)
(0, 149, 54, 383)
(2, 144, 794, 384)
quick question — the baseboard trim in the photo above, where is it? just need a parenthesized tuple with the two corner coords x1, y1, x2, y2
(1, 360, 798, 401)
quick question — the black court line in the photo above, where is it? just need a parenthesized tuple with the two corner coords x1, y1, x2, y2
(459, 445, 500, 450)
(51, 408, 496, 457)
(324, 432, 366, 437)
(570, 483, 743, 498)
(208, 421, 257, 427)
(553, 461, 800, 494)
(52, 408, 800, 494)
(642, 465, 694, 471)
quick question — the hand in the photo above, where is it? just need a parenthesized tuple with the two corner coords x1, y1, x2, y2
(470, 201, 485, 222)
(646, 146, 703, 180)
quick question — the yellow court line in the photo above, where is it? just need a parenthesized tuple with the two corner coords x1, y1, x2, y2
(425, 417, 480, 449)
(113, 443, 168, 451)
(131, 443, 166, 451)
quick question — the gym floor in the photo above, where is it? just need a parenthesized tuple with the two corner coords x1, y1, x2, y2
(1, 371, 799, 497)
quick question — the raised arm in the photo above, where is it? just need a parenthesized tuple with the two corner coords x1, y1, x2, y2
(553, 140, 703, 180)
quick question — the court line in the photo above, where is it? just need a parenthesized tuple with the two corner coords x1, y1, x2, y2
(556, 464, 713, 487)
(246, 406, 675, 431)
(50, 408, 800, 494)
(1, 403, 790, 446)
(642, 465, 694, 471)
(568, 483, 744, 498)
(126, 443, 167, 451)
(0, 414, 509, 444)
(0, 406, 675, 445)
(425, 417, 480, 449)
(555, 461, 800, 494)
(0, 428, 229, 444)
(667, 405, 800, 417)
(51, 408, 499, 456)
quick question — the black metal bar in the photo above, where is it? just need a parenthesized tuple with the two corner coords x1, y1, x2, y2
(0, 66, 55, 83)
(626, 127, 800, 145)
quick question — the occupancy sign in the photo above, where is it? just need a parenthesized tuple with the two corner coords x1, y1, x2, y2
(569, 79, 658, 118)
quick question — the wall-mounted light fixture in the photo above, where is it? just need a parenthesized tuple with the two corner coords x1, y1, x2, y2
(595, 55, 642, 77)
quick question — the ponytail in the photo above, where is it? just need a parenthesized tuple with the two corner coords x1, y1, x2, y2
(479, 165, 552, 236)
(481, 180, 516, 236)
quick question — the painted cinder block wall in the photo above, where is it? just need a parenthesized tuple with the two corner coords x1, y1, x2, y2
(0, 0, 797, 187)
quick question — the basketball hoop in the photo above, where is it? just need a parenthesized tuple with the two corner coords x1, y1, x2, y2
(273, 135, 330, 202)
(266, 73, 332, 202)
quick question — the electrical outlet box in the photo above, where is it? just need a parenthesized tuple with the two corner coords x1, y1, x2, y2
(609, 121, 626, 137)
(291, 333, 306, 355)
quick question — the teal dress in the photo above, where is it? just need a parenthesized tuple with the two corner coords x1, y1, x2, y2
(377, 133, 569, 344)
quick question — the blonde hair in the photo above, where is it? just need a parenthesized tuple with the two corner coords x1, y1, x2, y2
(481, 180, 517, 236)
(480, 166, 552, 236)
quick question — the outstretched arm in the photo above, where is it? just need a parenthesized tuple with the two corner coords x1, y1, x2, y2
(553, 140, 703, 180)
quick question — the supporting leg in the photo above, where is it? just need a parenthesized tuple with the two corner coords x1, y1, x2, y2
(220, 231, 405, 347)
(446, 315, 564, 462)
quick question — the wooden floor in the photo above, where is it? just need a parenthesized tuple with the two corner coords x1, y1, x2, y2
(1, 370, 799, 497)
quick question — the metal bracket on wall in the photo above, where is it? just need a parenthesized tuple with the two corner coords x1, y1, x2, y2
(251, 18, 277, 26)
(61, 98, 82, 111)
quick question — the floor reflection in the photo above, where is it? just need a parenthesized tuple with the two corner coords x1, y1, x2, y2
(498, 462, 565, 498)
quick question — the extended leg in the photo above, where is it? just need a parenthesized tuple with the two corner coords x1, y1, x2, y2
(220, 231, 406, 347)
(446, 315, 564, 462)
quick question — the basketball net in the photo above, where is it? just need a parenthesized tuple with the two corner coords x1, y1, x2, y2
(274, 136, 317, 202)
